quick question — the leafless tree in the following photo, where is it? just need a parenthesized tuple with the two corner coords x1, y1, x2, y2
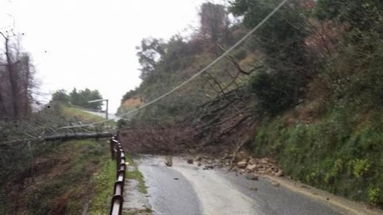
(0, 31, 34, 120)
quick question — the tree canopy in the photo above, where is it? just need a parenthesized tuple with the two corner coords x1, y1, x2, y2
(51, 88, 103, 110)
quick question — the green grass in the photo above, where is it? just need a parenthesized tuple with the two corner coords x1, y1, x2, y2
(61, 105, 116, 128)
(88, 159, 116, 215)
(126, 169, 147, 194)
(123, 207, 152, 215)
(1, 102, 119, 214)
(125, 155, 148, 194)
(251, 106, 383, 207)
(61, 105, 105, 122)
(0, 139, 115, 215)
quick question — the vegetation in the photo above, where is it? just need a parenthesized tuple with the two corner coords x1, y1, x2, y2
(0, 104, 115, 214)
(0, 31, 35, 120)
(88, 159, 116, 214)
(119, 0, 383, 208)
(118, 2, 252, 124)
(125, 155, 148, 194)
(0, 139, 114, 215)
(61, 105, 105, 123)
(0, 104, 69, 185)
(252, 107, 383, 205)
(51, 88, 104, 110)
(245, 0, 383, 206)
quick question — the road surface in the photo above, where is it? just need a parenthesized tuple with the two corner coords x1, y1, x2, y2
(133, 155, 348, 215)
(83, 110, 120, 121)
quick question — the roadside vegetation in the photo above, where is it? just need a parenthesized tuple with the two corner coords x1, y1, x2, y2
(125, 155, 148, 194)
(88, 158, 116, 214)
(4, 139, 114, 214)
(119, 0, 383, 208)
(0, 102, 116, 214)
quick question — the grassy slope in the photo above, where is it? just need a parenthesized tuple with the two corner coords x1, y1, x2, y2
(30, 140, 114, 214)
(0, 106, 117, 214)
(61, 105, 105, 122)
(251, 102, 383, 206)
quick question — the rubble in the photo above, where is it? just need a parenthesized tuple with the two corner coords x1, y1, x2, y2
(237, 160, 248, 168)
(187, 158, 194, 164)
(193, 153, 284, 179)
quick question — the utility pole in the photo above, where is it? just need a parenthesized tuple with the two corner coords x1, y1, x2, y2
(105, 99, 108, 120)
(88, 98, 109, 120)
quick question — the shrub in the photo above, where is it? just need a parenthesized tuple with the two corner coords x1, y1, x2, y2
(368, 187, 381, 205)
(351, 159, 371, 179)
(249, 71, 299, 115)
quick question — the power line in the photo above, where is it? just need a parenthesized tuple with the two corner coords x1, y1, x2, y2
(119, 0, 290, 118)
(58, 0, 290, 129)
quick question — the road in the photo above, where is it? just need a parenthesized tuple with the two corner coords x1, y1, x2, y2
(83, 110, 120, 121)
(134, 155, 348, 215)
(84, 107, 380, 215)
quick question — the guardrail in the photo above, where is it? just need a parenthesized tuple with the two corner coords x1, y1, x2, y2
(109, 136, 126, 215)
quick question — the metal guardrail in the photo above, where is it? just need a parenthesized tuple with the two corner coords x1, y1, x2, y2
(109, 136, 126, 215)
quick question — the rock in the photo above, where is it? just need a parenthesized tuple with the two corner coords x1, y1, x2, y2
(250, 187, 258, 191)
(245, 174, 259, 181)
(246, 164, 257, 172)
(203, 165, 214, 170)
(236, 151, 248, 161)
(271, 181, 280, 187)
(174, 177, 179, 180)
(197, 162, 202, 167)
(260, 158, 269, 164)
(237, 160, 248, 168)
(165, 156, 173, 167)
(187, 158, 194, 164)
(214, 164, 223, 168)
(275, 169, 284, 177)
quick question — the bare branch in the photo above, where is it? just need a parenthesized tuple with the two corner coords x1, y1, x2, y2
(217, 43, 253, 75)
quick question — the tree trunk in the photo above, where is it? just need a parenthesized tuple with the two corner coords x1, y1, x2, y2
(4, 36, 19, 119)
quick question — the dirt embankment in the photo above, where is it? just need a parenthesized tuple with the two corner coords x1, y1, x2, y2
(1, 139, 113, 215)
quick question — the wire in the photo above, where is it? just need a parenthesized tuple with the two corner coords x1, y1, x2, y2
(119, 0, 290, 117)
(57, 0, 290, 129)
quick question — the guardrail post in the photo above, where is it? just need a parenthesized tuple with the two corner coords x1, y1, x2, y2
(109, 139, 115, 160)
(109, 195, 123, 215)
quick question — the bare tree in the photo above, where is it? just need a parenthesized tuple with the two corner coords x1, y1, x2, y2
(0, 31, 34, 120)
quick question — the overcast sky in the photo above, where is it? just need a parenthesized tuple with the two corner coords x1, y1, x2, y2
(0, 0, 227, 112)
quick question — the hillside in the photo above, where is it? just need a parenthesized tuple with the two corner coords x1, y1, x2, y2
(0, 106, 115, 214)
(118, 0, 383, 208)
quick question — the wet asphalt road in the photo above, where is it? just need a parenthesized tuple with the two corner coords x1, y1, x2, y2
(135, 155, 344, 215)
(138, 160, 202, 215)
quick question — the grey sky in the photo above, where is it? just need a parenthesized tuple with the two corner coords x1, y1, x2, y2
(0, 0, 226, 112)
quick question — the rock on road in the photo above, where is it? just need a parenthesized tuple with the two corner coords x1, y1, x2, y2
(134, 155, 349, 215)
